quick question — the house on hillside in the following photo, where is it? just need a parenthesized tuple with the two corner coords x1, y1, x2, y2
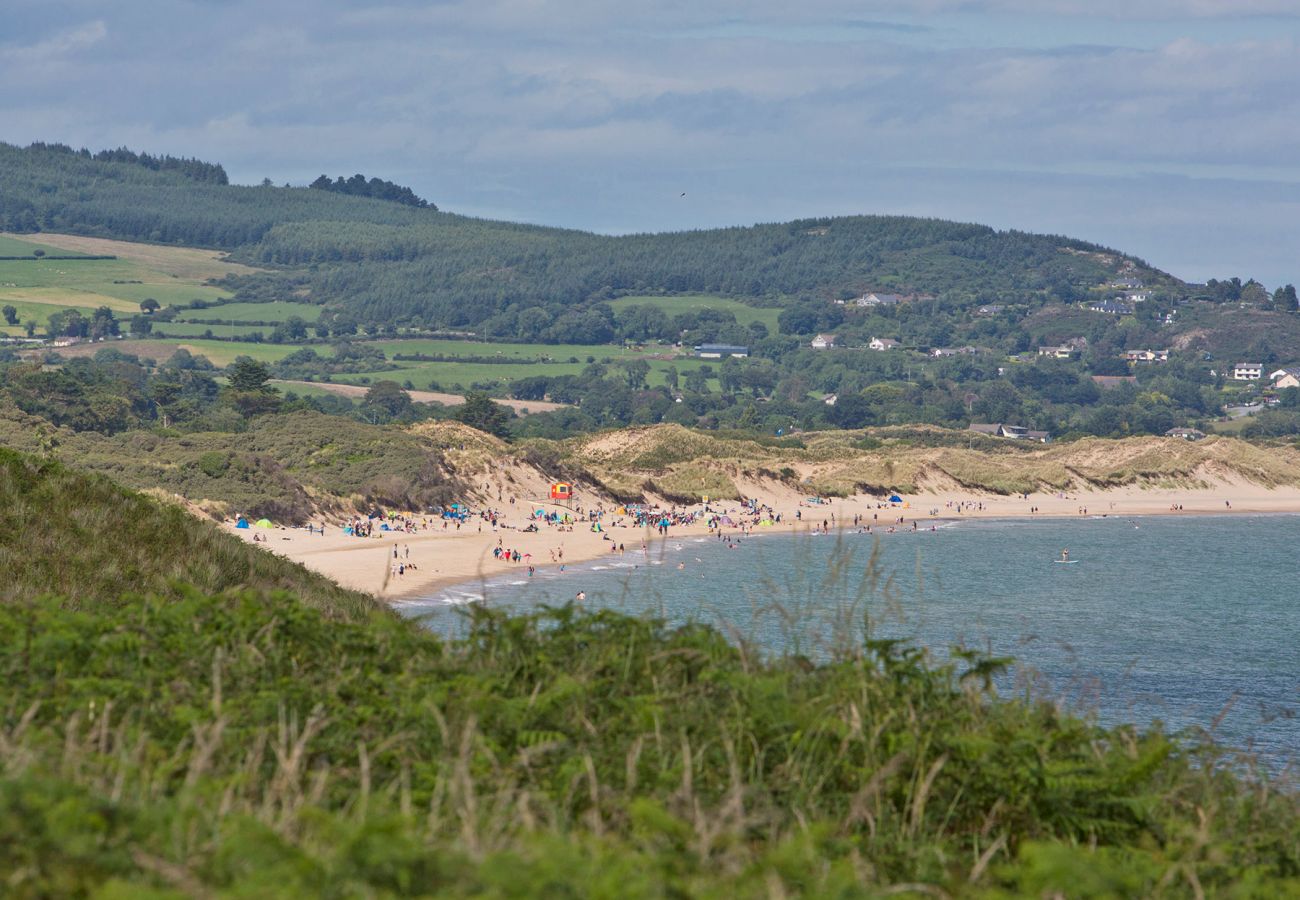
(1123, 349, 1169, 365)
(868, 337, 899, 351)
(931, 346, 978, 358)
(1111, 277, 1144, 290)
(852, 292, 905, 308)
(969, 423, 1051, 443)
(1270, 368, 1300, 389)
(694, 343, 749, 359)
(976, 304, 1005, 317)
(1165, 427, 1206, 441)
(1232, 363, 1263, 381)
(1038, 344, 1078, 359)
(1091, 375, 1138, 389)
(1086, 300, 1134, 315)
(1123, 290, 1153, 303)
(810, 334, 837, 350)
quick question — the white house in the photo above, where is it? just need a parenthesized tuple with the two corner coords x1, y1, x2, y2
(693, 343, 750, 359)
(853, 292, 904, 308)
(1232, 363, 1263, 381)
(1123, 349, 1169, 364)
(868, 337, 899, 351)
(810, 334, 837, 350)
(1165, 427, 1206, 441)
(1038, 345, 1077, 359)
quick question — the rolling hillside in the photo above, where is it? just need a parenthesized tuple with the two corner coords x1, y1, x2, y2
(0, 141, 1175, 336)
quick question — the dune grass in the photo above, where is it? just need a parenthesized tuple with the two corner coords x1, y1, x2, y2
(0, 447, 377, 619)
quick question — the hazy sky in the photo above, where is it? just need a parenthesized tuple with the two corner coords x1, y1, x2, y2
(3, 1, 1299, 285)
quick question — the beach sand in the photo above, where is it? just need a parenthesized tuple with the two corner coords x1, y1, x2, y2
(225, 476, 1300, 602)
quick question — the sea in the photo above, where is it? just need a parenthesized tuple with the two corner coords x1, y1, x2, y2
(397, 514, 1299, 769)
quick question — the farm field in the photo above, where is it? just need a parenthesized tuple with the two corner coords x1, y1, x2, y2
(609, 293, 781, 331)
(365, 338, 646, 361)
(2, 232, 258, 281)
(47, 338, 313, 367)
(172, 300, 323, 323)
(150, 322, 277, 338)
(0, 235, 89, 257)
(0, 233, 241, 335)
(43, 330, 723, 396)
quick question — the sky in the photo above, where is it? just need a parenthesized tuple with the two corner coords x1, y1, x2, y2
(2, 0, 1299, 286)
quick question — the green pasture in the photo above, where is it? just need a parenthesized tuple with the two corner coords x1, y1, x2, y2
(366, 338, 644, 362)
(0, 235, 89, 257)
(151, 322, 275, 338)
(0, 254, 230, 314)
(610, 293, 781, 330)
(0, 298, 103, 335)
(176, 300, 322, 323)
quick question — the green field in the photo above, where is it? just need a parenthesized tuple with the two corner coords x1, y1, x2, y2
(610, 293, 781, 330)
(57, 331, 721, 395)
(151, 322, 276, 338)
(175, 300, 323, 323)
(366, 338, 644, 361)
(0, 235, 89, 257)
(0, 237, 233, 335)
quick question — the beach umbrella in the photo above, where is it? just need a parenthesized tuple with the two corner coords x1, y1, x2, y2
(255, 518, 273, 528)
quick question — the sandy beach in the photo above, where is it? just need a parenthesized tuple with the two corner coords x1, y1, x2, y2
(225, 475, 1300, 602)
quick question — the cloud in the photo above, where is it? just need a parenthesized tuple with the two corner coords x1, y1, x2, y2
(0, 1, 1297, 283)
(1, 19, 107, 62)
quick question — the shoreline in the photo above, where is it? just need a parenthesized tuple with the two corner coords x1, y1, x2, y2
(224, 481, 1300, 602)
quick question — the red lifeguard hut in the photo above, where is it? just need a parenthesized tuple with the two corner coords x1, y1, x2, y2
(549, 482, 573, 501)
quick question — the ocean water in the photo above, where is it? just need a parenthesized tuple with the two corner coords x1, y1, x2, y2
(398, 515, 1300, 766)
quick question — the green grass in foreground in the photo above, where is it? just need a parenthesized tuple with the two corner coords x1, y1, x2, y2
(0, 445, 1295, 895)
(0, 587, 1294, 897)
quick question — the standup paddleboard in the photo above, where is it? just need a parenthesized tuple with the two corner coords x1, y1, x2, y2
(1053, 559, 1079, 564)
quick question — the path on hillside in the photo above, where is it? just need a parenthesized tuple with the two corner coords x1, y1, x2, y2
(274, 380, 570, 414)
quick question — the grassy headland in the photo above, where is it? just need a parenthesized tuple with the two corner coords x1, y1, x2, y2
(0, 446, 376, 618)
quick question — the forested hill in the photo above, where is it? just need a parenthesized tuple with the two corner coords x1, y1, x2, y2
(0, 140, 1173, 333)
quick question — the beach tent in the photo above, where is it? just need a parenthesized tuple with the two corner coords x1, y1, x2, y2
(718, 515, 735, 525)
(235, 517, 249, 529)
(888, 494, 903, 504)
(255, 518, 273, 528)
(380, 523, 390, 531)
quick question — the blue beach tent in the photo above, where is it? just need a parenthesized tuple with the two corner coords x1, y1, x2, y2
(889, 494, 903, 503)
(235, 517, 249, 529)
